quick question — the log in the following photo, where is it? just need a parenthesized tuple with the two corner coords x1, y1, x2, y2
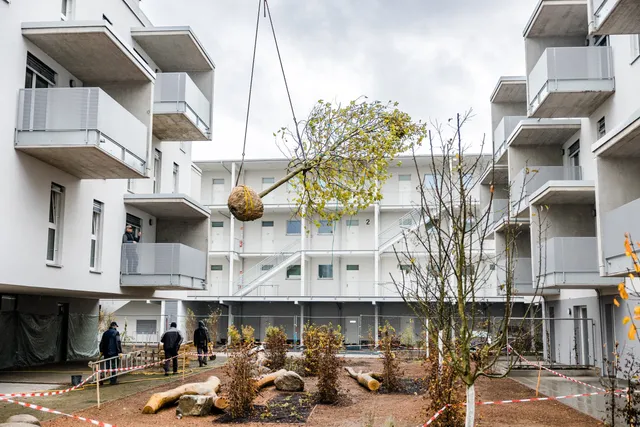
(369, 372, 384, 382)
(345, 367, 380, 391)
(142, 376, 228, 414)
(255, 369, 287, 390)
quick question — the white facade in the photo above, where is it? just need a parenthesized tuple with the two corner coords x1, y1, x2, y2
(484, 0, 640, 371)
(0, 0, 215, 368)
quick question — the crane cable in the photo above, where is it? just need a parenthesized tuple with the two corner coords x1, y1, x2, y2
(236, 0, 302, 186)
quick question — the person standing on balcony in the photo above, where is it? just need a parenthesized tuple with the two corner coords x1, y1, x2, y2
(193, 320, 211, 367)
(122, 225, 142, 274)
(161, 322, 183, 376)
(99, 322, 123, 385)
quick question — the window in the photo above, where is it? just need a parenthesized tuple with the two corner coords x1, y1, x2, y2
(211, 265, 223, 271)
(211, 221, 224, 228)
(632, 35, 640, 63)
(399, 264, 412, 273)
(568, 140, 580, 168)
(90, 200, 103, 270)
(424, 174, 436, 188)
(153, 149, 162, 193)
(286, 265, 301, 279)
(318, 264, 333, 279)
(318, 220, 333, 235)
(262, 177, 275, 186)
(346, 219, 359, 227)
(172, 163, 179, 193)
(47, 183, 64, 264)
(26, 53, 56, 88)
(126, 213, 142, 240)
(261, 264, 274, 271)
(212, 178, 224, 185)
(593, 35, 609, 47)
(136, 320, 157, 335)
(597, 117, 606, 139)
(398, 174, 411, 182)
(400, 217, 415, 228)
(464, 264, 475, 276)
(346, 265, 359, 271)
(286, 220, 301, 235)
(262, 221, 274, 227)
(1, 295, 17, 312)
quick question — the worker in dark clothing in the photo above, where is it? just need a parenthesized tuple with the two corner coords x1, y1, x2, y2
(122, 225, 142, 274)
(99, 322, 123, 385)
(193, 321, 211, 367)
(161, 322, 183, 376)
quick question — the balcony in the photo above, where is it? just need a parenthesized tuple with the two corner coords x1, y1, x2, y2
(494, 116, 526, 161)
(120, 243, 206, 290)
(497, 257, 559, 296)
(511, 166, 582, 215)
(124, 193, 209, 219)
(487, 199, 509, 228)
(15, 88, 147, 179)
(602, 198, 640, 275)
(528, 47, 615, 118)
(490, 76, 527, 103)
(593, 0, 640, 35)
(537, 237, 618, 286)
(524, 0, 588, 38)
(153, 73, 211, 141)
(508, 118, 581, 148)
(592, 107, 640, 157)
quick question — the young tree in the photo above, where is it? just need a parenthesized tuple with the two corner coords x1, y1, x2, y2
(390, 113, 537, 427)
(228, 98, 427, 223)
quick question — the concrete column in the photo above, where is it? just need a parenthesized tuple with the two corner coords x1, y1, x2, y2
(541, 297, 549, 362)
(160, 301, 167, 335)
(229, 162, 236, 296)
(227, 303, 234, 326)
(374, 203, 380, 297)
(300, 304, 305, 346)
(374, 303, 379, 347)
(300, 211, 306, 297)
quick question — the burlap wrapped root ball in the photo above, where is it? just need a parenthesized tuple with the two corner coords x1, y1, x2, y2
(228, 185, 264, 221)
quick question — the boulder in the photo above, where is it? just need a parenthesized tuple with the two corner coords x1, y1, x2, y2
(177, 395, 213, 416)
(5, 415, 41, 426)
(274, 371, 305, 392)
(0, 423, 39, 427)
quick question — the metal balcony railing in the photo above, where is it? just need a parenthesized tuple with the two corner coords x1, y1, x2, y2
(494, 116, 525, 158)
(154, 72, 211, 135)
(511, 166, 582, 213)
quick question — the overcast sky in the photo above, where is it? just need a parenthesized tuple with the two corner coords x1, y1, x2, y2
(142, 0, 537, 161)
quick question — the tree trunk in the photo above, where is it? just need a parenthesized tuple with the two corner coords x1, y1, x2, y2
(255, 369, 287, 389)
(465, 383, 476, 427)
(344, 367, 381, 391)
(142, 376, 227, 414)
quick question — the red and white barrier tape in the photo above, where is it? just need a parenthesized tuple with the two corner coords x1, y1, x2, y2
(0, 397, 116, 427)
(97, 354, 181, 374)
(0, 373, 97, 398)
(423, 404, 450, 426)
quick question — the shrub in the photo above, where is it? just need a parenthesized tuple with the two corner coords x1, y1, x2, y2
(264, 325, 288, 370)
(380, 322, 403, 392)
(226, 325, 258, 418)
(400, 324, 416, 348)
(316, 324, 343, 404)
(425, 350, 465, 427)
(206, 308, 222, 345)
(185, 308, 198, 342)
(302, 323, 322, 376)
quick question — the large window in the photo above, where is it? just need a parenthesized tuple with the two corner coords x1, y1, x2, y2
(47, 183, 65, 264)
(25, 53, 56, 89)
(172, 163, 179, 193)
(318, 264, 333, 279)
(153, 149, 162, 193)
(317, 220, 333, 235)
(126, 213, 142, 237)
(90, 200, 104, 271)
(136, 320, 157, 335)
(286, 265, 301, 279)
(423, 174, 436, 188)
(286, 220, 301, 235)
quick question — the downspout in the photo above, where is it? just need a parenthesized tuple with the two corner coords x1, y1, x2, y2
(586, 0, 597, 35)
(595, 289, 606, 376)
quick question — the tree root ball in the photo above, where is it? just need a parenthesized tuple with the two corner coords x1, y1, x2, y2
(228, 185, 264, 222)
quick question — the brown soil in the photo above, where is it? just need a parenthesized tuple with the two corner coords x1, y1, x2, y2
(37, 358, 601, 427)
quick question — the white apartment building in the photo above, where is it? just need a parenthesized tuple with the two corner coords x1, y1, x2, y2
(482, 0, 640, 372)
(0, 0, 215, 368)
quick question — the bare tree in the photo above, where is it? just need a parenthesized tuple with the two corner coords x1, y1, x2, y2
(390, 112, 540, 427)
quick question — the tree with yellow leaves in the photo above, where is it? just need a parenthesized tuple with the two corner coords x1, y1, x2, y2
(614, 234, 640, 341)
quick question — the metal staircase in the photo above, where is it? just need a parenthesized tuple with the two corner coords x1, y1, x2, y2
(233, 241, 301, 297)
(379, 208, 429, 253)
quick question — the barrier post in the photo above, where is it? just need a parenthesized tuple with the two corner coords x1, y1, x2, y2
(536, 361, 542, 397)
(95, 363, 100, 409)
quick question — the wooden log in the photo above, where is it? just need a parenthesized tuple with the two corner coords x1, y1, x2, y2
(370, 372, 384, 382)
(255, 369, 287, 389)
(142, 376, 226, 414)
(344, 367, 380, 391)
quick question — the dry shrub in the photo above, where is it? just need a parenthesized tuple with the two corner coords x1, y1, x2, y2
(185, 308, 198, 342)
(226, 325, 258, 418)
(206, 308, 222, 345)
(380, 322, 403, 392)
(284, 356, 305, 376)
(316, 324, 343, 404)
(425, 351, 464, 427)
(302, 323, 322, 376)
(264, 325, 288, 370)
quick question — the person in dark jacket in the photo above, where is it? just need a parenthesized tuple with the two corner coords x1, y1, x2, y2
(161, 322, 183, 375)
(122, 225, 142, 274)
(99, 322, 123, 385)
(193, 321, 211, 367)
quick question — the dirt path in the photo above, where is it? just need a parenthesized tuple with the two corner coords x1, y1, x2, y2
(32, 358, 602, 427)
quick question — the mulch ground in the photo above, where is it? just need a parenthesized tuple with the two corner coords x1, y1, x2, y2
(34, 358, 602, 427)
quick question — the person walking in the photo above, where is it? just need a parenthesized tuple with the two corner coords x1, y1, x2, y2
(99, 322, 122, 385)
(193, 321, 211, 367)
(161, 322, 183, 376)
(122, 225, 141, 274)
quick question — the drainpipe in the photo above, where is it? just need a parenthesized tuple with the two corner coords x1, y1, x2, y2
(586, 0, 596, 35)
(595, 289, 605, 375)
(541, 296, 548, 362)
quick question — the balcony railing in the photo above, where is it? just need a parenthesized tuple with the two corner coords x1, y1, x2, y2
(496, 257, 535, 295)
(511, 166, 582, 213)
(528, 47, 614, 116)
(487, 199, 508, 227)
(15, 88, 147, 177)
(120, 243, 206, 290)
(593, 0, 640, 35)
(154, 72, 211, 140)
(494, 116, 525, 159)
(603, 197, 640, 275)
